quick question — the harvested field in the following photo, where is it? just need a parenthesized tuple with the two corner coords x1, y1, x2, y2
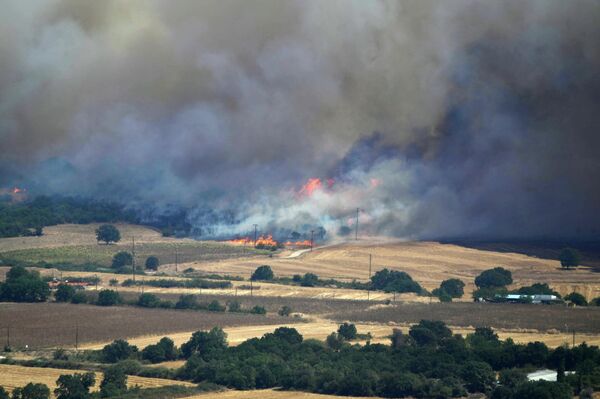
(182, 239, 600, 301)
(182, 389, 376, 399)
(0, 364, 195, 396)
(332, 302, 600, 334)
(0, 303, 291, 350)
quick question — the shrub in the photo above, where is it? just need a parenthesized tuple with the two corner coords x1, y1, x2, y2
(251, 265, 274, 281)
(70, 291, 87, 304)
(565, 292, 587, 306)
(137, 293, 160, 308)
(11, 383, 50, 399)
(326, 332, 345, 350)
(278, 305, 292, 316)
(54, 284, 76, 302)
(112, 252, 133, 269)
(475, 267, 513, 288)
(142, 337, 178, 363)
(370, 268, 422, 293)
(250, 305, 267, 315)
(97, 290, 121, 306)
(175, 294, 198, 310)
(96, 224, 121, 245)
(301, 273, 319, 287)
(100, 365, 127, 397)
(101, 339, 138, 363)
(228, 301, 241, 312)
(337, 323, 357, 340)
(145, 256, 159, 271)
(208, 300, 225, 312)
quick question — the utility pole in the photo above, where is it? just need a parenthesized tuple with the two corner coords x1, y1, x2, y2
(131, 237, 136, 282)
(355, 208, 360, 240)
(369, 254, 372, 279)
(253, 224, 258, 247)
(175, 246, 178, 273)
(310, 230, 314, 251)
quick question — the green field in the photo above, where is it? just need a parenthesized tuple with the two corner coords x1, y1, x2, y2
(0, 241, 267, 267)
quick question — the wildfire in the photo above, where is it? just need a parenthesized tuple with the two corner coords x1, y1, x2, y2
(283, 240, 312, 248)
(226, 235, 278, 247)
(12, 187, 24, 194)
(297, 177, 335, 197)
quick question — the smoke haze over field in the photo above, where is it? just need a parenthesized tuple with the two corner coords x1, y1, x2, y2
(1, 0, 599, 240)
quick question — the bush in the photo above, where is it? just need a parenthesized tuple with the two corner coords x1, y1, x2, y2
(70, 291, 87, 304)
(559, 248, 581, 269)
(100, 365, 127, 397)
(565, 292, 587, 306)
(370, 268, 422, 293)
(97, 290, 121, 306)
(326, 332, 345, 350)
(142, 338, 178, 363)
(112, 252, 133, 269)
(251, 265, 274, 281)
(228, 301, 241, 312)
(250, 305, 267, 315)
(101, 340, 138, 363)
(175, 294, 198, 310)
(475, 267, 513, 288)
(54, 372, 95, 399)
(301, 273, 319, 287)
(337, 323, 357, 340)
(137, 293, 160, 308)
(208, 300, 225, 312)
(278, 305, 292, 317)
(96, 224, 121, 245)
(54, 284, 76, 302)
(145, 256, 159, 271)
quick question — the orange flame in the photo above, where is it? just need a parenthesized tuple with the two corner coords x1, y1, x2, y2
(225, 235, 278, 247)
(299, 178, 322, 197)
(283, 240, 312, 248)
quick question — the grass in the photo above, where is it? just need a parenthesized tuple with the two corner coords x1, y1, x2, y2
(0, 241, 268, 268)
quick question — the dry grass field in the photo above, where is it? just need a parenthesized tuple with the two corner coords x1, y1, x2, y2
(0, 364, 195, 396)
(0, 303, 291, 349)
(181, 389, 377, 399)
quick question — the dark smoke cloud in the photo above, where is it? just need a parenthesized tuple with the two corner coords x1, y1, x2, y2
(0, 0, 599, 240)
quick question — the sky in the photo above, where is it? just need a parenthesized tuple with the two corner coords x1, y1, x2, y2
(1, 0, 599, 240)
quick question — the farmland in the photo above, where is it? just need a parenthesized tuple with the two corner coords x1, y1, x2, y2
(181, 389, 377, 399)
(0, 364, 195, 396)
(0, 302, 293, 349)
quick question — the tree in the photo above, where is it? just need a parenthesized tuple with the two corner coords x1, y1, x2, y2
(301, 273, 319, 287)
(144, 256, 159, 271)
(95, 224, 120, 245)
(460, 361, 495, 392)
(251, 305, 267, 314)
(370, 269, 422, 293)
(97, 290, 120, 306)
(54, 284, 75, 302)
(111, 251, 132, 269)
(137, 293, 160, 308)
(0, 266, 50, 303)
(565, 292, 587, 306)
(475, 267, 513, 288)
(181, 327, 227, 359)
(326, 332, 345, 350)
(142, 337, 178, 363)
(278, 305, 292, 316)
(101, 339, 137, 363)
(70, 292, 87, 304)
(54, 373, 95, 399)
(208, 300, 225, 312)
(338, 323, 358, 340)
(251, 265, 274, 281)
(560, 248, 581, 269)
(439, 279, 465, 298)
(11, 383, 50, 399)
(100, 365, 127, 397)
(0, 387, 9, 399)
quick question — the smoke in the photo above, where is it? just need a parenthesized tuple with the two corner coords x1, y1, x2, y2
(0, 0, 599, 240)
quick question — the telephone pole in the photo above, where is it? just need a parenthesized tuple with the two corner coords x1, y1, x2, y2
(131, 237, 136, 282)
(369, 254, 372, 279)
(175, 246, 179, 273)
(310, 230, 314, 251)
(355, 208, 360, 240)
(253, 224, 258, 247)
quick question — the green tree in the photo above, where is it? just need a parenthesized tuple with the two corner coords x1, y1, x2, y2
(101, 339, 138, 363)
(251, 305, 267, 315)
(475, 267, 513, 288)
(0, 387, 9, 399)
(301, 273, 319, 287)
(337, 323, 357, 340)
(137, 293, 160, 308)
(111, 251, 132, 269)
(326, 332, 345, 350)
(460, 361, 496, 392)
(99, 366, 127, 397)
(95, 224, 120, 245)
(54, 284, 75, 302)
(559, 248, 581, 269)
(439, 278, 465, 298)
(144, 256, 159, 271)
(208, 300, 225, 312)
(0, 266, 50, 303)
(181, 327, 227, 359)
(54, 373, 95, 399)
(97, 290, 120, 306)
(11, 383, 50, 399)
(70, 292, 87, 304)
(565, 292, 587, 306)
(370, 268, 422, 293)
(141, 337, 178, 363)
(251, 265, 274, 281)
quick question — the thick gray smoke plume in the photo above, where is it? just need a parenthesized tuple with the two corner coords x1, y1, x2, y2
(1, 0, 599, 240)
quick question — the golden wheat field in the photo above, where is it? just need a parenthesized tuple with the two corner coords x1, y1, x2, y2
(0, 364, 195, 396)
(181, 388, 377, 399)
